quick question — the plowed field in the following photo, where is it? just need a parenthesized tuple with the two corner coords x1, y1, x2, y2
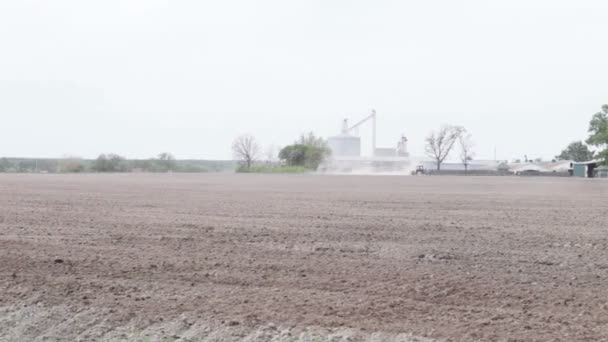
(1, 174, 607, 341)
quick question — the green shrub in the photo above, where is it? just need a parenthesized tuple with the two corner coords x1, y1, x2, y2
(278, 132, 330, 170)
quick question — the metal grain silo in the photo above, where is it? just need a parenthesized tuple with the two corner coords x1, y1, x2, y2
(327, 134, 361, 157)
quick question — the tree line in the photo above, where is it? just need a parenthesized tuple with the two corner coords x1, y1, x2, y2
(0, 154, 235, 173)
(91, 153, 177, 172)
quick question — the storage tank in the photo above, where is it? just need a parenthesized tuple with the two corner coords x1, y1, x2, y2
(328, 134, 361, 157)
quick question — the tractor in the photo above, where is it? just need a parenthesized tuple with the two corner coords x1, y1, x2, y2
(412, 165, 426, 175)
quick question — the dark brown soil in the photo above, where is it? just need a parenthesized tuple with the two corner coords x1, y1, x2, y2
(1, 174, 607, 341)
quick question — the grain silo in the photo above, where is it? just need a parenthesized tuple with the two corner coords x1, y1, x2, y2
(327, 132, 361, 157)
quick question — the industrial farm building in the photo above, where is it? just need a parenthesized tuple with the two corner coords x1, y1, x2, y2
(571, 160, 608, 178)
(320, 110, 411, 173)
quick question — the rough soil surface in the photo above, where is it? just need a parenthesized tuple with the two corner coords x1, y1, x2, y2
(1, 174, 607, 342)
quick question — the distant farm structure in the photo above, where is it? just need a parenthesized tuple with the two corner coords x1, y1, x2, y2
(572, 160, 608, 178)
(319, 110, 412, 174)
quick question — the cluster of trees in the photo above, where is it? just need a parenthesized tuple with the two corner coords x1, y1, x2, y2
(231, 132, 330, 171)
(556, 105, 608, 163)
(93, 154, 128, 172)
(90, 153, 177, 173)
(279, 133, 330, 170)
(425, 125, 475, 172)
(58, 156, 86, 173)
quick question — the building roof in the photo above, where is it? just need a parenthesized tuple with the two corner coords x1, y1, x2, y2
(507, 161, 572, 172)
(572, 160, 603, 165)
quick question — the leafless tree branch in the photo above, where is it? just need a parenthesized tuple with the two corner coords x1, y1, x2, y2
(425, 125, 465, 171)
(232, 134, 260, 168)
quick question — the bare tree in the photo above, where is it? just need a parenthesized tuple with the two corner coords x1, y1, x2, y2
(458, 133, 475, 174)
(425, 125, 465, 171)
(232, 134, 260, 168)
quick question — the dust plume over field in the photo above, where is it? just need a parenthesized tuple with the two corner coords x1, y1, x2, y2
(1, 174, 607, 341)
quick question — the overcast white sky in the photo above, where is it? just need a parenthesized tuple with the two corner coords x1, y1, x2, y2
(1, 0, 606, 161)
